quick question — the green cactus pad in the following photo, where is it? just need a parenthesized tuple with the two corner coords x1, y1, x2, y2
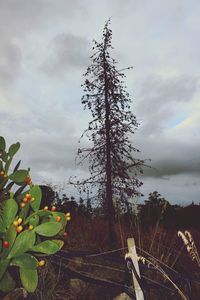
(20, 268, 38, 293)
(8, 142, 20, 157)
(0, 199, 18, 232)
(30, 185, 42, 211)
(29, 240, 62, 255)
(34, 222, 62, 237)
(8, 230, 36, 258)
(9, 170, 28, 184)
(0, 136, 6, 151)
(11, 254, 38, 269)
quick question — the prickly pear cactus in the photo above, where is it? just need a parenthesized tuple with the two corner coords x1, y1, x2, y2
(0, 136, 69, 294)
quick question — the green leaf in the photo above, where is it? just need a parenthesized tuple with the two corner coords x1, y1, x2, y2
(9, 169, 28, 184)
(29, 186, 41, 209)
(8, 230, 36, 258)
(29, 215, 39, 227)
(10, 192, 14, 198)
(19, 201, 30, 220)
(11, 253, 38, 269)
(1, 150, 7, 162)
(5, 157, 12, 173)
(51, 239, 64, 250)
(20, 268, 38, 293)
(24, 210, 52, 225)
(6, 225, 17, 247)
(0, 259, 10, 281)
(8, 142, 20, 157)
(30, 185, 42, 211)
(37, 210, 52, 217)
(30, 240, 60, 255)
(0, 271, 16, 292)
(1, 225, 17, 258)
(0, 136, 6, 151)
(34, 222, 62, 237)
(0, 199, 18, 231)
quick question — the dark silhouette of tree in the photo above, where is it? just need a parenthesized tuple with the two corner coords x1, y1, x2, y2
(40, 185, 55, 207)
(60, 195, 78, 216)
(78, 196, 87, 216)
(76, 20, 144, 245)
(140, 191, 171, 228)
(86, 189, 93, 218)
(175, 203, 200, 229)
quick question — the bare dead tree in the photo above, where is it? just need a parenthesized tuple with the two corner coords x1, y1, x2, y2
(75, 20, 145, 245)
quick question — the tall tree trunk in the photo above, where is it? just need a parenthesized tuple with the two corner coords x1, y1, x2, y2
(103, 50, 117, 247)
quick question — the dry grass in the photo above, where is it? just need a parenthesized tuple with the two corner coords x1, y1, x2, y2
(4, 215, 200, 299)
(61, 215, 200, 299)
(178, 230, 200, 267)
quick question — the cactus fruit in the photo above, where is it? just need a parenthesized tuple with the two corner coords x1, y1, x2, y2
(38, 260, 45, 267)
(56, 216, 61, 222)
(3, 241, 10, 248)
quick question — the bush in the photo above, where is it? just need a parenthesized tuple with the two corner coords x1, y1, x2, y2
(0, 136, 68, 295)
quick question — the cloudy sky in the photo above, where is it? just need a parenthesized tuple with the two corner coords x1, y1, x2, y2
(0, 0, 200, 205)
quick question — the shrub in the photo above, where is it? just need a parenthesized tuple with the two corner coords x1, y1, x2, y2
(0, 136, 68, 294)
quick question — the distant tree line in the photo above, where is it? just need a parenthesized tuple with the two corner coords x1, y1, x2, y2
(40, 185, 200, 230)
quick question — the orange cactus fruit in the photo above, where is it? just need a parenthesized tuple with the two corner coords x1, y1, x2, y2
(23, 197, 28, 203)
(56, 216, 61, 222)
(51, 206, 57, 211)
(30, 197, 35, 202)
(28, 225, 34, 230)
(66, 216, 71, 221)
(21, 203, 26, 208)
(26, 194, 31, 200)
(16, 225, 23, 233)
(38, 260, 45, 267)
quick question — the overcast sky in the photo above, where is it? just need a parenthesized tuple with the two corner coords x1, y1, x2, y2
(0, 0, 200, 205)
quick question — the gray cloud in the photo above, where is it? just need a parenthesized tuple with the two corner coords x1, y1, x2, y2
(0, 41, 22, 86)
(141, 174, 200, 205)
(135, 75, 197, 135)
(127, 74, 200, 182)
(134, 127, 200, 178)
(143, 158, 200, 178)
(42, 34, 89, 75)
(0, 0, 85, 37)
